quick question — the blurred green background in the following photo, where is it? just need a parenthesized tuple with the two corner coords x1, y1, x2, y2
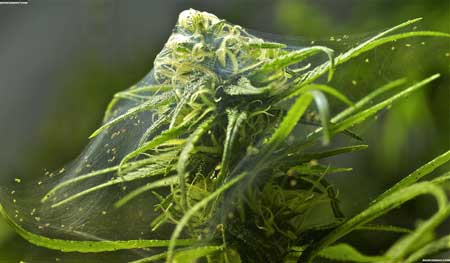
(0, 0, 448, 262)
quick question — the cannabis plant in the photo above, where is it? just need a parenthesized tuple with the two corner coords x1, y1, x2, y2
(1, 9, 449, 263)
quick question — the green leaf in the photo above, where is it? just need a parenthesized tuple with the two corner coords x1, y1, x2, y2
(406, 234, 450, 262)
(173, 246, 224, 262)
(103, 84, 174, 121)
(309, 90, 331, 145)
(177, 116, 215, 210)
(299, 182, 447, 262)
(114, 175, 179, 208)
(298, 145, 368, 161)
(216, 109, 247, 185)
(432, 171, 450, 185)
(91, 91, 176, 138)
(41, 165, 120, 203)
(356, 224, 412, 234)
(120, 124, 187, 167)
(223, 77, 271, 95)
(251, 46, 334, 84)
(0, 204, 194, 252)
(131, 246, 224, 263)
(291, 84, 353, 106)
(136, 109, 173, 147)
(130, 251, 169, 263)
(330, 74, 440, 135)
(373, 149, 450, 204)
(385, 202, 450, 260)
(337, 31, 450, 65)
(318, 243, 387, 262)
(50, 166, 170, 208)
(290, 164, 352, 175)
(248, 41, 287, 49)
(169, 89, 192, 128)
(41, 157, 164, 203)
(331, 78, 406, 123)
(292, 19, 448, 90)
(336, 17, 423, 62)
(266, 93, 313, 153)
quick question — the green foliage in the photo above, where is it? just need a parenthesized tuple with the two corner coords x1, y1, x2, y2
(1, 9, 449, 263)
(0, 205, 195, 252)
